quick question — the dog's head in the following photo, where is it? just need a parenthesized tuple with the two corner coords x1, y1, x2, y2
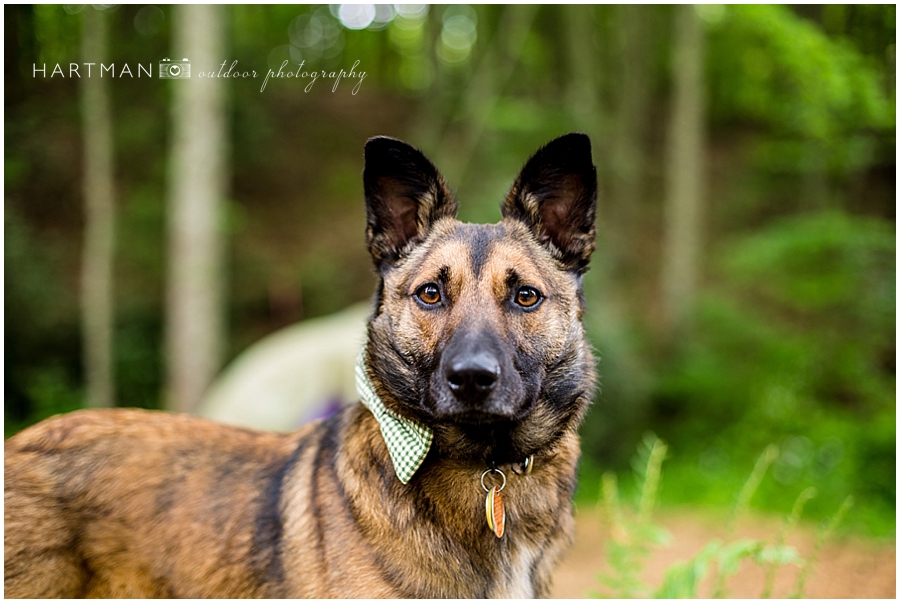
(362, 134, 597, 465)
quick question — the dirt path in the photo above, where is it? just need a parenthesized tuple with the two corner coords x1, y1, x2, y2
(550, 507, 895, 598)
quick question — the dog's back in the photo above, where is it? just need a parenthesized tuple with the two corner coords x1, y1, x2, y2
(5, 409, 305, 597)
(5, 405, 579, 598)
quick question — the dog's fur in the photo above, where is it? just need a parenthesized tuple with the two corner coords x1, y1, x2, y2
(4, 133, 597, 598)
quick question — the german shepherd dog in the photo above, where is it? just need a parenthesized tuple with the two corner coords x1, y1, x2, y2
(4, 133, 597, 598)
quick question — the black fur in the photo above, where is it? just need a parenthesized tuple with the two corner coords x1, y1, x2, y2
(501, 132, 597, 273)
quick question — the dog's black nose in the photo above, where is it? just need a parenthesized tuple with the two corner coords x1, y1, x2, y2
(445, 353, 499, 402)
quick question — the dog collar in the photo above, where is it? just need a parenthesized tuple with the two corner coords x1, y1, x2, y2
(355, 351, 433, 484)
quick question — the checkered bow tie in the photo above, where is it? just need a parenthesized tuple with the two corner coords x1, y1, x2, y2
(355, 351, 433, 484)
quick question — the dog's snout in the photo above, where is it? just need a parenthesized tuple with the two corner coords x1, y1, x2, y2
(446, 353, 500, 401)
(434, 328, 526, 422)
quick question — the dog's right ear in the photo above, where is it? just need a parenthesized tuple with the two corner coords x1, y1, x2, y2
(364, 136, 457, 269)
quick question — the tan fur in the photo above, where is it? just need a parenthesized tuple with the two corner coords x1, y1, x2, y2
(5, 407, 579, 597)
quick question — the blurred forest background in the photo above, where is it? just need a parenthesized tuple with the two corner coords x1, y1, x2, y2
(4, 4, 895, 539)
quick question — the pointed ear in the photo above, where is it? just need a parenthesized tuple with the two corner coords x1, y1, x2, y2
(364, 136, 457, 269)
(501, 133, 597, 273)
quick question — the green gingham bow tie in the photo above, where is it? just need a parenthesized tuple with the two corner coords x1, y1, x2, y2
(355, 351, 433, 484)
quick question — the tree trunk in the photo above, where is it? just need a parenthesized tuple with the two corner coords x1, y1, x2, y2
(79, 6, 116, 408)
(611, 4, 653, 278)
(661, 4, 706, 340)
(165, 5, 228, 414)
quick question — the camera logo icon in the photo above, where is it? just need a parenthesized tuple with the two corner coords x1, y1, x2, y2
(159, 58, 191, 79)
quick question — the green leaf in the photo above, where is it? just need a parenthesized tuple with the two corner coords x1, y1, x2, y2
(655, 540, 721, 598)
(717, 539, 763, 577)
(638, 524, 673, 547)
(757, 544, 804, 567)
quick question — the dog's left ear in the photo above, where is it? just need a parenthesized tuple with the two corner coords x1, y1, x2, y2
(364, 136, 457, 270)
(501, 133, 597, 274)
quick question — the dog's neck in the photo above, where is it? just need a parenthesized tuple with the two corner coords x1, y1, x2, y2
(355, 350, 537, 485)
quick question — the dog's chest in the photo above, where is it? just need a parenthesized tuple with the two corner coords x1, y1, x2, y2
(488, 543, 541, 598)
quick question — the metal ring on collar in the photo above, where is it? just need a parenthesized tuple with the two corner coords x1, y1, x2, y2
(481, 468, 507, 492)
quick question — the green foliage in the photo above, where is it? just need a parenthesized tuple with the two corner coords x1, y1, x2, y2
(791, 495, 854, 598)
(647, 210, 894, 536)
(5, 366, 85, 439)
(725, 211, 894, 323)
(655, 538, 805, 599)
(579, 284, 655, 466)
(594, 438, 850, 598)
(593, 434, 671, 598)
(655, 540, 719, 598)
(708, 5, 894, 138)
(4, 210, 84, 437)
(727, 445, 780, 538)
(762, 486, 817, 598)
(32, 5, 81, 66)
(706, 4, 894, 202)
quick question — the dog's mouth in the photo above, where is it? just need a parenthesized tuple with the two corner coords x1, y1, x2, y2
(427, 375, 537, 427)
(433, 407, 522, 426)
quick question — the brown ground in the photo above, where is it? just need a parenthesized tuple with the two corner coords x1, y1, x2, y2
(551, 507, 896, 599)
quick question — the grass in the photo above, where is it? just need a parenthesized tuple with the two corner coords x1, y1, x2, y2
(590, 433, 853, 598)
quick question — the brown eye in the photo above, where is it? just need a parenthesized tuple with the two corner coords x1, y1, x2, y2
(415, 283, 442, 306)
(515, 286, 542, 309)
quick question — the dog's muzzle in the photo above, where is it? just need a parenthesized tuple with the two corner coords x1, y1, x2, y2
(432, 329, 523, 422)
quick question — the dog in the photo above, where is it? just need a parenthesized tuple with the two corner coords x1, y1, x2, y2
(4, 133, 598, 598)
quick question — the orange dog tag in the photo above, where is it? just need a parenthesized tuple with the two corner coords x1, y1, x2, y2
(485, 486, 505, 538)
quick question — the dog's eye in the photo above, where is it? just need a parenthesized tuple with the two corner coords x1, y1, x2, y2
(415, 283, 442, 306)
(514, 286, 542, 309)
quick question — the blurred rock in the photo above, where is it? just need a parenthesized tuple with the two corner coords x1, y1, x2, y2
(198, 302, 369, 431)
